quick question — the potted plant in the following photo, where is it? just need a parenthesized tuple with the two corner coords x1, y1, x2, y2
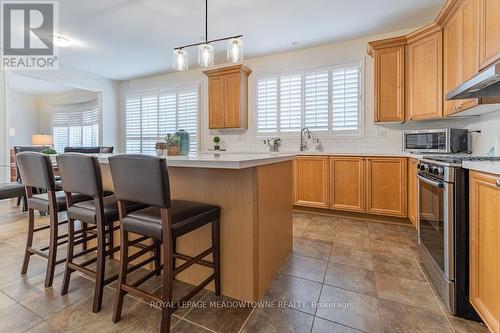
(213, 136, 221, 150)
(264, 137, 281, 152)
(41, 147, 57, 155)
(166, 134, 181, 156)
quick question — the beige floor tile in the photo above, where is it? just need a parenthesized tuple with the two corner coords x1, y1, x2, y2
(329, 245, 373, 271)
(448, 317, 489, 333)
(241, 306, 314, 333)
(311, 317, 362, 333)
(293, 237, 332, 261)
(324, 263, 376, 296)
(280, 255, 327, 283)
(0, 302, 44, 332)
(371, 252, 426, 281)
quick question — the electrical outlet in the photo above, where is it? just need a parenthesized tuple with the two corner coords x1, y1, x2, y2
(376, 129, 387, 139)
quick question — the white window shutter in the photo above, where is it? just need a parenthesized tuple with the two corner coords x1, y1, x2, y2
(304, 71, 329, 131)
(332, 65, 360, 131)
(256, 78, 278, 133)
(279, 75, 302, 132)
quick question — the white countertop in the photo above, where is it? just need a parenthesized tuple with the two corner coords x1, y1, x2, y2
(292, 151, 414, 157)
(462, 161, 500, 175)
(95, 153, 297, 169)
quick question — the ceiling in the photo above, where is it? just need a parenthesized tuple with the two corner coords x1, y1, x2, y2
(54, 0, 444, 80)
(9, 74, 85, 97)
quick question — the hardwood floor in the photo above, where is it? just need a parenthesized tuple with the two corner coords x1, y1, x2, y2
(0, 199, 489, 332)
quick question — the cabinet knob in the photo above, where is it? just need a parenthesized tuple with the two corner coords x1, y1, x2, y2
(496, 180, 500, 187)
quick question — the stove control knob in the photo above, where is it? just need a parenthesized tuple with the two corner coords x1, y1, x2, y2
(419, 163, 427, 171)
(432, 167, 439, 175)
(437, 167, 444, 175)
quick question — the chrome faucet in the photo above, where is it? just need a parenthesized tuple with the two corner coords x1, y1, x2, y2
(300, 127, 311, 151)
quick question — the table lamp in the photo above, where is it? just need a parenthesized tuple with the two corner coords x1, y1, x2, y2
(32, 134, 53, 147)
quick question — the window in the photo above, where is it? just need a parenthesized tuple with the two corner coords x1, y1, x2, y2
(256, 63, 361, 135)
(52, 100, 100, 153)
(125, 87, 199, 155)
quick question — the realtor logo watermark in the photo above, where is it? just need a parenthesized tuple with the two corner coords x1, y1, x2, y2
(1, 1, 59, 70)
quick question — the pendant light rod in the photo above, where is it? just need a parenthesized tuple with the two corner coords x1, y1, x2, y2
(205, 0, 208, 43)
(175, 34, 243, 50)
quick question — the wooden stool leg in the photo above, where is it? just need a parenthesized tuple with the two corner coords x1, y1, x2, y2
(61, 218, 75, 295)
(21, 208, 35, 274)
(108, 223, 114, 260)
(154, 240, 162, 276)
(112, 230, 129, 323)
(45, 209, 59, 288)
(92, 223, 106, 313)
(212, 218, 221, 296)
(160, 237, 173, 333)
(81, 222, 88, 251)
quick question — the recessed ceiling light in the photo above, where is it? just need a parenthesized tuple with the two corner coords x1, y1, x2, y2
(52, 34, 72, 47)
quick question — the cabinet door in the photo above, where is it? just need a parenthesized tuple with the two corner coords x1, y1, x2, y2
(374, 46, 405, 122)
(208, 77, 225, 129)
(460, 0, 480, 110)
(294, 156, 329, 208)
(366, 157, 407, 217)
(444, 12, 463, 116)
(329, 157, 365, 212)
(470, 171, 500, 333)
(407, 158, 418, 227)
(407, 30, 443, 120)
(479, 0, 500, 69)
(223, 73, 241, 128)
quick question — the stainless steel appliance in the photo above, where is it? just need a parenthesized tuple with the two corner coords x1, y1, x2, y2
(417, 155, 500, 320)
(447, 61, 500, 100)
(404, 129, 469, 154)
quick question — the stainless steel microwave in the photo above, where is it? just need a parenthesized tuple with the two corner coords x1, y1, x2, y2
(403, 129, 469, 153)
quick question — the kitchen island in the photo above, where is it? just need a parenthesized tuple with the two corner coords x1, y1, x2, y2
(96, 153, 296, 301)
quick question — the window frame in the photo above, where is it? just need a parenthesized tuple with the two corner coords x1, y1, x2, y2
(123, 84, 201, 155)
(254, 61, 364, 138)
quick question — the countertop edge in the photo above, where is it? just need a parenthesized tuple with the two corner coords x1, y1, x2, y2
(462, 161, 500, 176)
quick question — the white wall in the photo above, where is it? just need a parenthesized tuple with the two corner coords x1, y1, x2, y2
(0, 70, 8, 182)
(16, 65, 121, 151)
(9, 93, 38, 146)
(120, 30, 499, 156)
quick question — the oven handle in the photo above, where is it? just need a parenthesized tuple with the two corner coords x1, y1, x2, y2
(417, 174, 445, 188)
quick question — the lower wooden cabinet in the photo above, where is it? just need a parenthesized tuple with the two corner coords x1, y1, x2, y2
(469, 171, 500, 333)
(329, 157, 365, 212)
(407, 158, 418, 227)
(366, 157, 407, 217)
(293, 156, 329, 208)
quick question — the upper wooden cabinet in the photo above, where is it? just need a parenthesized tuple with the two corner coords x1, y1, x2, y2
(329, 157, 365, 212)
(479, 0, 500, 69)
(407, 25, 443, 121)
(469, 170, 500, 333)
(366, 157, 407, 217)
(203, 65, 251, 129)
(407, 158, 418, 228)
(293, 156, 329, 208)
(368, 37, 406, 123)
(443, 0, 479, 116)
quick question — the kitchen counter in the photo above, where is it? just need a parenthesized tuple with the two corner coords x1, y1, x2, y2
(95, 153, 296, 169)
(286, 151, 419, 158)
(463, 161, 500, 175)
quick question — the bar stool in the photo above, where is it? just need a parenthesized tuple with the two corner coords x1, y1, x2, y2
(16, 152, 90, 287)
(109, 154, 221, 332)
(56, 153, 145, 313)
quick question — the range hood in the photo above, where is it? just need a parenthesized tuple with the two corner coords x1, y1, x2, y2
(446, 61, 500, 100)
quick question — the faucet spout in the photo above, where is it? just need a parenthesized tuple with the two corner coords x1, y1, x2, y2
(300, 127, 311, 151)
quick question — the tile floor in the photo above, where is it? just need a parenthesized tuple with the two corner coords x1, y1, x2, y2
(0, 200, 489, 332)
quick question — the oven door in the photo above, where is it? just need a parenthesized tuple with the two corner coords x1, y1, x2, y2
(417, 173, 454, 281)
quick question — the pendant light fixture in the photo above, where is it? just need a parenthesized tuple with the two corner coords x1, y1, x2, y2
(173, 0, 243, 71)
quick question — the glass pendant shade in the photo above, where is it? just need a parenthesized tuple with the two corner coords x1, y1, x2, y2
(172, 49, 188, 71)
(227, 38, 244, 63)
(198, 44, 214, 67)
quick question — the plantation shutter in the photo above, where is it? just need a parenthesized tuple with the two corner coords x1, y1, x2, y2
(279, 74, 302, 132)
(52, 99, 100, 153)
(332, 64, 360, 131)
(304, 71, 329, 131)
(256, 78, 278, 133)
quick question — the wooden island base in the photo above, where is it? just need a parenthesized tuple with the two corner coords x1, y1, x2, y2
(100, 160, 293, 301)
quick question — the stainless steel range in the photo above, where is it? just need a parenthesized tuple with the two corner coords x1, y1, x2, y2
(416, 155, 500, 320)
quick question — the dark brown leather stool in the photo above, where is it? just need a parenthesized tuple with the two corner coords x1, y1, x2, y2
(56, 153, 145, 313)
(16, 152, 90, 287)
(109, 154, 221, 332)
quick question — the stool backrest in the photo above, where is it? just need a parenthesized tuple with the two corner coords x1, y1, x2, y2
(109, 154, 171, 208)
(56, 153, 103, 197)
(64, 146, 114, 154)
(16, 152, 55, 191)
(14, 146, 45, 182)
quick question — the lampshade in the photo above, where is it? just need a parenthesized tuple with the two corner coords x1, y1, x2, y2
(172, 49, 188, 71)
(227, 38, 243, 63)
(32, 134, 53, 145)
(198, 44, 214, 67)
